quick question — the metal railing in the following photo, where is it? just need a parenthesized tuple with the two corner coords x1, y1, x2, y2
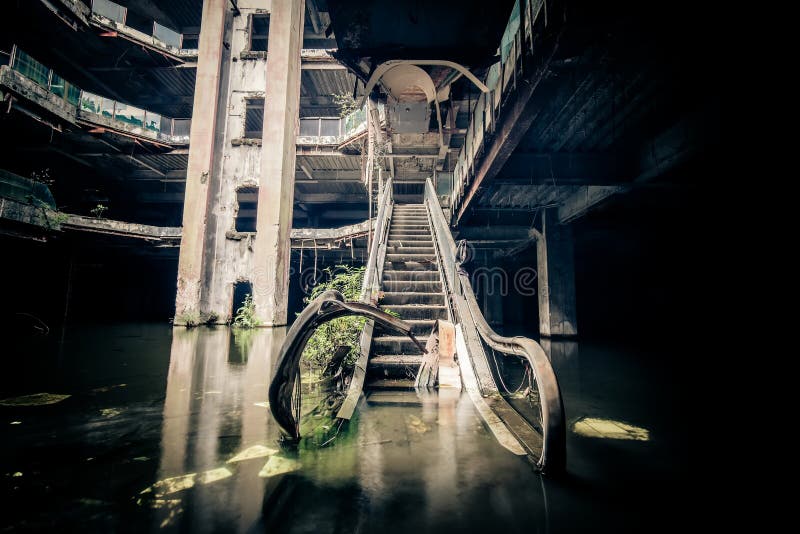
(425, 177, 565, 474)
(449, 0, 546, 220)
(336, 178, 394, 420)
(78, 90, 190, 144)
(91, 0, 185, 49)
(8, 46, 81, 106)
(297, 105, 372, 146)
(4, 46, 190, 145)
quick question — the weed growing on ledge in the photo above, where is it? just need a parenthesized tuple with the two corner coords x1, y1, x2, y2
(233, 294, 261, 329)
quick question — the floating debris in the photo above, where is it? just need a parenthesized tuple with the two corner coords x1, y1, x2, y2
(406, 415, 429, 434)
(0, 393, 71, 406)
(573, 417, 650, 441)
(133, 457, 149, 462)
(12, 472, 23, 477)
(10, 421, 21, 425)
(227, 445, 277, 464)
(258, 456, 301, 478)
(100, 408, 122, 418)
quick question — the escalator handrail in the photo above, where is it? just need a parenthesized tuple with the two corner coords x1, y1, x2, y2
(424, 178, 566, 474)
(360, 178, 393, 302)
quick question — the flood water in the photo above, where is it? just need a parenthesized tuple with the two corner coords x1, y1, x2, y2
(1, 324, 689, 533)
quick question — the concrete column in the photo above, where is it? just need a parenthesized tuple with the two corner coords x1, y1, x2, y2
(253, 0, 305, 326)
(537, 210, 578, 337)
(174, 0, 227, 323)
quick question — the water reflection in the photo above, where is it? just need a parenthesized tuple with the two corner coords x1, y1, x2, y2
(154, 326, 285, 531)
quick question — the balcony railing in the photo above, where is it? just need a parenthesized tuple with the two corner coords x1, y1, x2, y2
(449, 0, 545, 220)
(91, 0, 189, 52)
(4, 46, 189, 145)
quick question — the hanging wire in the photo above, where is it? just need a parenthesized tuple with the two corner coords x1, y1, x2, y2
(490, 344, 530, 394)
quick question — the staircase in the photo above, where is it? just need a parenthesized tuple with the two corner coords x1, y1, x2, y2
(366, 203, 448, 390)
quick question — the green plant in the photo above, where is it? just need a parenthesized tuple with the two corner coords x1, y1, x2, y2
(302, 265, 365, 374)
(30, 168, 54, 187)
(90, 204, 108, 218)
(233, 294, 261, 329)
(332, 92, 360, 118)
(176, 311, 201, 328)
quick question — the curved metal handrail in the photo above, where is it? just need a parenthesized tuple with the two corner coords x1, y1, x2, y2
(269, 289, 424, 441)
(424, 178, 565, 475)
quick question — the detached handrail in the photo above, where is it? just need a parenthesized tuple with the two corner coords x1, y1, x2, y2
(269, 290, 422, 441)
(424, 178, 565, 474)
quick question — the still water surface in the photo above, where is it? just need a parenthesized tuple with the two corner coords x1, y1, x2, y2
(1, 324, 688, 532)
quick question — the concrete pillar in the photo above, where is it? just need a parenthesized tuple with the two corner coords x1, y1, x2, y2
(174, 0, 227, 323)
(253, 0, 305, 326)
(537, 210, 578, 337)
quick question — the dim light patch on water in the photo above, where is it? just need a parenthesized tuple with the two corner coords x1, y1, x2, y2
(406, 414, 429, 434)
(258, 456, 301, 478)
(140, 467, 233, 496)
(0, 393, 71, 406)
(573, 417, 650, 441)
(227, 445, 278, 463)
(100, 408, 122, 417)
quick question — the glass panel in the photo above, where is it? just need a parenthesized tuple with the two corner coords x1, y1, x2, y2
(144, 111, 161, 133)
(500, 0, 521, 63)
(92, 0, 126, 24)
(153, 22, 182, 48)
(80, 92, 103, 115)
(343, 107, 366, 136)
(299, 118, 320, 136)
(114, 102, 145, 127)
(50, 72, 66, 98)
(12, 49, 50, 87)
(172, 119, 191, 137)
(160, 116, 173, 135)
(319, 118, 341, 137)
(66, 84, 81, 106)
(100, 98, 115, 119)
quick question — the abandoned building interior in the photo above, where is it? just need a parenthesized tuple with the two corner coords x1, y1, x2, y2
(1, 0, 718, 532)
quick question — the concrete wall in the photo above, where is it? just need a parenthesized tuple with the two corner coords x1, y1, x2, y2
(203, 1, 272, 321)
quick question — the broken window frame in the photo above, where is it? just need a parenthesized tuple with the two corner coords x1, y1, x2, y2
(248, 14, 270, 52)
(235, 186, 259, 233)
(244, 98, 265, 139)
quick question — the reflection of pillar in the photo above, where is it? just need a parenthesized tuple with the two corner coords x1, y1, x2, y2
(253, 0, 305, 326)
(175, 0, 227, 321)
(537, 210, 578, 337)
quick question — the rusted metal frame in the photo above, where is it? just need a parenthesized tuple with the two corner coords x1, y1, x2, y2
(269, 289, 424, 441)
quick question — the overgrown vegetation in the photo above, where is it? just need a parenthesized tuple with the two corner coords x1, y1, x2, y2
(302, 265, 365, 374)
(232, 294, 261, 329)
(176, 311, 201, 328)
(90, 204, 108, 218)
(332, 92, 360, 118)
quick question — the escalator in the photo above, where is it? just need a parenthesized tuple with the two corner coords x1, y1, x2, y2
(270, 177, 565, 475)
